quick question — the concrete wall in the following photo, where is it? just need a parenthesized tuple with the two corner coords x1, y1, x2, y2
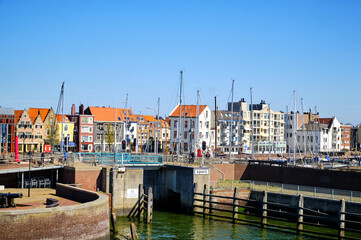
(111, 168, 143, 216)
(209, 163, 361, 191)
(144, 165, 210, 214)
(0, 183, 110, 240)
(250, 190, 361, 216)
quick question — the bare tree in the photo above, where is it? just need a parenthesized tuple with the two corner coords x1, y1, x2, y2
(105, 123, 114, 152)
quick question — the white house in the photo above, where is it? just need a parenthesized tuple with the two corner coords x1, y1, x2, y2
(296, 117, 342, 155)
(169, 104, 212, 154)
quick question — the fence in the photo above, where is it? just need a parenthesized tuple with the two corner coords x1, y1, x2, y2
(211, 180, 361, 203)
(72, 152, 163, 166)
(193, 184, 361, 239)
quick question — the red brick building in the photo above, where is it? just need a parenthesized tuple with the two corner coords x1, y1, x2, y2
(341, 125, 351, 151)
(0, 107, 16, 154)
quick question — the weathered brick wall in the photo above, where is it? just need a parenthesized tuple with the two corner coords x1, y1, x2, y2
(0, 184, 110, 240)
(62, 166, 102, 191)
(210, 164, 235, 182)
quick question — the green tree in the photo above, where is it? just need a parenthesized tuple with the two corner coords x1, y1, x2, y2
(105, 123, 115, 152)
(45, 115, 60, 147)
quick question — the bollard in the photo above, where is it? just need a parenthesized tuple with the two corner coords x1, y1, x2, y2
(232, 188, 239, 223)
(338, 199, 345, 238)
(261, 191, 267, 228)
(297, 194, 304, 234)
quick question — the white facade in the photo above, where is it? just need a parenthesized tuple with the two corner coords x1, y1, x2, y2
(169, 105, 212, 154)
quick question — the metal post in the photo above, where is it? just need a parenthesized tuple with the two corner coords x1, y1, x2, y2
(28, 156, 31, 197)
(281, 183, 283, 193)
(314, 187, 316, 198)
(338, 199, 345, 238)
(297, 185, 300, 195)
(156, 97, 160, 155)
(229, 79, 234, 159)
(297, 194, 304, 234)
(261, 191, 267, 228)
(114, 105, 117, 167)
(351, 191, 353, 202)
(232, 187, 239, 223)
(251, 88, 254, 160)
(332, 189, 334, 200)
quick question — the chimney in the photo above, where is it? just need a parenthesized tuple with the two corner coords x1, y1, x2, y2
(71, 104, 76, 115)
(79, 104, 84, 115)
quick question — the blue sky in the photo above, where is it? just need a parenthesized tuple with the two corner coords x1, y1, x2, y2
(1, 1, 360, 124)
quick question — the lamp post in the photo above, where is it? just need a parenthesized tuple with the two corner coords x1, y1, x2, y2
(147, 98, 160, 155)
(114, 101, 127, 167)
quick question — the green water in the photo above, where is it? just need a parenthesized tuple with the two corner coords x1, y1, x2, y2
(113, 211, 309, 240)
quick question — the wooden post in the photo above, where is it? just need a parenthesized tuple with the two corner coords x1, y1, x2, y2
(130, 223, 138, 240)
(338, 199, 345, 238)
(147, 187, 153, 223)
(138, 184, 144, 218)
(193, 183, 198, 214)
(297, 194, 304, 234)
(203, 184, 208, 217)
(261, 191, 267, 228)
(232, 187, 239, 223)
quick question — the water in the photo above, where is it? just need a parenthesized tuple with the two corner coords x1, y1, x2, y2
(113, 211, 307, 240)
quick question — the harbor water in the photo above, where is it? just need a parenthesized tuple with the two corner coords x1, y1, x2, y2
(113, 211, 308, 240)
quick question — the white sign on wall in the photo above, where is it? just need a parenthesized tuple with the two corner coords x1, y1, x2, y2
(195, 169, 209, 175)
(126, 188, 138, 198)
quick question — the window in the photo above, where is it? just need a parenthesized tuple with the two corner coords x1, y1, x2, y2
(206, 111, 208, 118)
(174, 131, 177, 138)
(81, 117, 93, 124)
(184, 131, 188, 139)
(81, 136, 93, 142)
(174, 120, 177, 128)
(64, 124, 69, 132)
(185, 121, 188, 128)
(81, 126, 93, 133)
(128, 110, 132, 116)
(206, 132, 209, 139)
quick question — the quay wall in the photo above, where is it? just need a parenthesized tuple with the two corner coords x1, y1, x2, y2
(61, 166, 103, 191)
(0, 183, 110, 240)
(210, 163, 361, 191)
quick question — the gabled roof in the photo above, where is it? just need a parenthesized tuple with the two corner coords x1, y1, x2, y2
(14, 110, 24, 123)
(86, 106, 136, 122)
(316, 118, 333, 129)
(56, 114, 70, 122)
(28, 108, 50, 122)
(169, 105, 207, 118)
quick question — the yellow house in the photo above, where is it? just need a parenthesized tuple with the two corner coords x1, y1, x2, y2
(56, 115, 74, 150)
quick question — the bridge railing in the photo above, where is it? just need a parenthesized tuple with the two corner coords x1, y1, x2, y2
(71, 152, 164, 166)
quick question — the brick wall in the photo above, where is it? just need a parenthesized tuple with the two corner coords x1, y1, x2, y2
(0, 183, 110, 240)
(62, 166, 102, 191)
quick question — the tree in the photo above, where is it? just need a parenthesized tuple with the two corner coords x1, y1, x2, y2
(105, 123, 114, 152)
(45, 115, 59, 147)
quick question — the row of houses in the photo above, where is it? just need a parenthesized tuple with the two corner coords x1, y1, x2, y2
(0, 99, 358, 156)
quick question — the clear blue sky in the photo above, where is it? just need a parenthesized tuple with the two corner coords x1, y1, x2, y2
(1, 1, 360, 124)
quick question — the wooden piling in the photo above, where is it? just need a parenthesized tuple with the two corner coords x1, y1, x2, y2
(232, 187, 239, 223)
(297, 194, 304, 234)
(203, 184, 208, 217)
(130, 223, 138, 240)
(147, 187, 153, 223)
(261, 191, 267, 228)
(138, 184, 144, 218)
(338, 199, 345, 238)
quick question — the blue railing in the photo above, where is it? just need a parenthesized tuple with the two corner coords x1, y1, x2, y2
(75, 152, 164, 166)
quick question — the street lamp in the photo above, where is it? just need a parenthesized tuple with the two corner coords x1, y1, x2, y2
(114, 101, 127, 167)
(147, 98, 160, 155)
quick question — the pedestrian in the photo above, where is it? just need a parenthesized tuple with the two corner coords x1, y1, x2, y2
(64, 151, 68, 163)
(41, 152, 45, 167)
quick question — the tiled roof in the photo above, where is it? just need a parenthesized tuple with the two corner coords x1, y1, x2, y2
(316, 118, 333, 129)
(14, 110, 24, 123)
(86, 106, 135, 122)
(28, 108, 50, 122)
(169, 105, 207, 118)
(56, 114, 70, 122)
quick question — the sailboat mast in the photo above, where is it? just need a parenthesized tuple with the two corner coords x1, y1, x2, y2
(286, 106, 290, 159)
(301, 98, 306, 158)
(229, 80, 234, 159)
(251, 88, 254, 160)
(61, 82, 65, 154)
(214, 96, 217, 154)
(268, 103, 271, 160)
(177, 71, 183, 155)
(293, 90, 296, 161)
(195, 90, 200, 154)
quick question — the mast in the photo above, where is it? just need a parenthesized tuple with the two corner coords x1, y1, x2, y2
(195, 90, 200, 154)
(177, 71, 183, 155)
(214, 96, 217, 155)
(301, 98, 306, 159)
(229, 80, 234, 159)
(251, 88, 254, 160)
(156, 97, 160, 155)
(125, 93, 129, 151)
(61, 82, 64, 154)
(268, 103, 271, 160)
(286, 106, 290, 160)
(293, 90, 296, 161)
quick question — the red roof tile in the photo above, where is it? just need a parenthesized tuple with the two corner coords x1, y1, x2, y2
(87, 106, 134, 122)
(169, 105, 207, 118)
(28, 108, 50, 122)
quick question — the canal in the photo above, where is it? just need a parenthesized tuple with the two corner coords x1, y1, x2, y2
(113, 211, 309, 240)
